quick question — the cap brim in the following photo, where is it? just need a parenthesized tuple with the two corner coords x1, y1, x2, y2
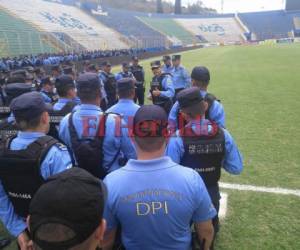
(45, 103, 54, 112)
(151, 66, 160, 69)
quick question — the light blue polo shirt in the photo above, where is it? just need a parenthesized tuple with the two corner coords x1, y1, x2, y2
(104, 156, 216, 250)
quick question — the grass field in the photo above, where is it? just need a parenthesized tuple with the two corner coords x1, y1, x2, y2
(1, 43, 300, 249)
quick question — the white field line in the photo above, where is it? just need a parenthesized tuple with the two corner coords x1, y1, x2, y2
(219, 192, 228, 219)
(219, 182, 300, 197)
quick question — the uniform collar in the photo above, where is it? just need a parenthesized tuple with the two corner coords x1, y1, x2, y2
(125, 156, 176, 171)
(79, 104, 102, 111)
(187, 119, 214, 135)
(118, 99, 135, 104)
(200, 90, 207, 97)
(17, 131, 45, 139)
(58, 98, 72, 104)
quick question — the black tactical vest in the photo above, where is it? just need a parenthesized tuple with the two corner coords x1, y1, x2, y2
(151, 73, 173, 113)
(130, 65, 144, 85)
(176, 93, 220, 130)
(0, 119, 18, 142)
(180, 127, 225, 187)
(48, 101, 77, 140)
(0, 136, 58, 218)
(68, 112, 108, 179)
(0, 106, 11, 120)
(102, 72, 117, 96)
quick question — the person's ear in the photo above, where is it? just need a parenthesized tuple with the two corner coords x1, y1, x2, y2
(41, 112, 49, 125)
(203, 101, 209, 113)
(95, 219, 106, 241)
(191, 79, 195, 86)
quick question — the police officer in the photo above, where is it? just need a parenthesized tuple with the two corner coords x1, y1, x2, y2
(0, 92, 72, 250)
(166, 87, 243, 242)
(106, 78, 140, 126)
(162, 55, 173, 74)
(130, 56, 145, 105)
(59, 73, 136, 176)
(99, 61, 117, 109)
(115, 62, 135, 82)
(28, 168, 107, 250)
(171, 55, 191, 98)
(169, 66, 225, 132)
(63, 65, 76, 81)
(40, 76, 58, 104)
(149, 60, 175, 114)
(53, 75, 78, 111)
(51, 65, 62, 81)
(103, 105, 216, 250)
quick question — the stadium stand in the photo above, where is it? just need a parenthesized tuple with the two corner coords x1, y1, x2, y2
(175, 17, 246, 43)
(0, 0, 129, 51)
(0, 9, 58, 57)
(83, 7, 170, 49)
(239, 10, 295, 40)
(137, 16, 199, 45)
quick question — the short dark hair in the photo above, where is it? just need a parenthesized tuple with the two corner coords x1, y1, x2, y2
(56, 85, 74, 97)
(77, 88, 101, 103)
(181, 101, 206, 119)
(15, 113, 43, 131)
(134, 120, 167, 152)
(117, 88, 135, 99)
(135, 136, 166, 152)
(193, 79, 210, 88)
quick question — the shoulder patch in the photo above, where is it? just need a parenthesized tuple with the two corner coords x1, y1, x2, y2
(54, 143, 68, 151)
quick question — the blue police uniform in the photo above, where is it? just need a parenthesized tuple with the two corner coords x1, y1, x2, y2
(171, 65, 191, 91)
(162, 64, 174, 75)
(106, 99, 140, 126)
(166, 120, 243, 174)
(53, 98, 72, 111)
(168, 90, 226, 131)
(59, 104, 136, 173)
(155, 74, 175, 99)
(40, 91, 53, 104)
(0, 132, 72, 237)
(104, 156, 217, 250)
(115, 71, 135, 82)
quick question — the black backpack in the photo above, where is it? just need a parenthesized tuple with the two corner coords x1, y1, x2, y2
(48, 101, 77, 140)
(68, 112, 108, 179)
(0, 136, 58, 218)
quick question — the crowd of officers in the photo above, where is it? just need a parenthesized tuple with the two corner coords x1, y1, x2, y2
(0, 53, 243, 250)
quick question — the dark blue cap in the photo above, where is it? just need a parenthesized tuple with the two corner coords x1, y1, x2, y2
(172, 55, 181, 61)
(177, 87, 204, 109)
(63, 66, 73, 75)
(101, 61, 111, 67)
(5, 83, 32, 98)
(191, 66, 210, 83)
(55, 75, 75, 90)
(163, 55, 171, 61)
(122, 62, 129, 68)
(41, 76, 54, 86)
(76, 73, 101, 92)
(117, 78, 135, 91)
(150, 60, 161, 68)
(10, 91, 52, 120)
(133, 105, 168, 137)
